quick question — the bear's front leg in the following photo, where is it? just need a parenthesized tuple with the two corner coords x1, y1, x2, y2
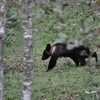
(47, 56, 58, 72)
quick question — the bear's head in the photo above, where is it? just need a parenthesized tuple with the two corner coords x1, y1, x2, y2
(41, 43, 52, 60)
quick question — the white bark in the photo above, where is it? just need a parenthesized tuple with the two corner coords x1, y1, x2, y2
(21, 0, 33, 100)
(0, 0, 6, 100)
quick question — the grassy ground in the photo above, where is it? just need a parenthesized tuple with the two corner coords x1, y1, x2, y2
(4, 0, 100, 100)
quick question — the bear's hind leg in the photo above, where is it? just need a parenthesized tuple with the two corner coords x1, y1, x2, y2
(78, 56, 86, 66)
(70, 57, 79, 66)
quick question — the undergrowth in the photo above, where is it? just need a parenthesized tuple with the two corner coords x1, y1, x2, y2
(4, 0, 100, 100)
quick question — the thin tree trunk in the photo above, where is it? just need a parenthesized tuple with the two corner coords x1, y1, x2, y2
(21, 0, 33, 100)
(0, 0, 6, 99)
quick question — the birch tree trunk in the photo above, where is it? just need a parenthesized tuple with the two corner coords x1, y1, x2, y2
(0, 0, 6, 100)
(21, 0, 33, 100)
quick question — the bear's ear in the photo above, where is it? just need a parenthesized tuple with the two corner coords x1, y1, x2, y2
(46, 43, 51, 51)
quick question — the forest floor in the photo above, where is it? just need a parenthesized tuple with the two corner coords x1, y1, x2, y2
(4, 0, 100, 100)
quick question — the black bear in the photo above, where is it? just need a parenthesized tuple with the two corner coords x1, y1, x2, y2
(41, 42, 98, 72)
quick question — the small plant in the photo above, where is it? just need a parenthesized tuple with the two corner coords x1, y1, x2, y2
(79, 90, 99, 100)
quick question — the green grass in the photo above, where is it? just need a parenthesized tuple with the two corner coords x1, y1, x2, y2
(4, 0, 100, 100)
(4, 71, 22, 100)
(32, 63, 100, 100)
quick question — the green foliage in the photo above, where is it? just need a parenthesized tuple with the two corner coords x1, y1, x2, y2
(6, 7, 21, 30)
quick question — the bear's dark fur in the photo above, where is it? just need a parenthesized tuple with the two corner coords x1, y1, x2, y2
(41, 43, 98, 72)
